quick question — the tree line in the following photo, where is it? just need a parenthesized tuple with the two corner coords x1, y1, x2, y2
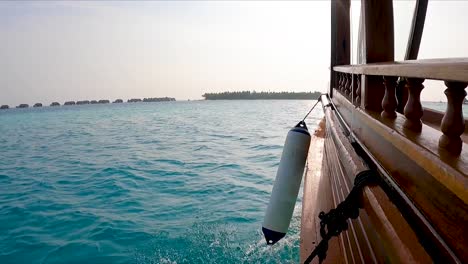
(202, 91, 321, 100)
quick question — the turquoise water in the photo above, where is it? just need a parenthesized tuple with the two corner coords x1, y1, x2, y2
(422, 101, 468, 115)
(0, 101, 322, 264)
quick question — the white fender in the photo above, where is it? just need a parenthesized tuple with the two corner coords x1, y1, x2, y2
(262, 121, 311, 245)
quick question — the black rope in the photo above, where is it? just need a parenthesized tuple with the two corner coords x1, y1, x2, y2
(302, 98, 322, 122)
(304, 170, 376, 264)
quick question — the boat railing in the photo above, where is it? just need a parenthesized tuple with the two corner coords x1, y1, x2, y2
(328, 58, 467, 261)
(334, 58, 468, 155)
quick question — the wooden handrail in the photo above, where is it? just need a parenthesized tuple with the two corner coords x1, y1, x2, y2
(333, 58, 468, 83)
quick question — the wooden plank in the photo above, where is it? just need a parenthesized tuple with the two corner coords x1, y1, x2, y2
(332, 92, 466, 262)
(300, 119, 345, 264)
(325, 110, 378, 263)
(334, 58, 468, 83)
(300, 120, 326, 263)
(333, 92, 468, 202)
(330, 0, 350, 97)
(320, 105, 431, 262)
(361, 186, 431, 263)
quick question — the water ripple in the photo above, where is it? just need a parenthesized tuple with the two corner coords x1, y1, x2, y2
(0, 101, 322, 263)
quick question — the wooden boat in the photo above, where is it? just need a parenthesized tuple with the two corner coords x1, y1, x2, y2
(300, 0, 467, 263)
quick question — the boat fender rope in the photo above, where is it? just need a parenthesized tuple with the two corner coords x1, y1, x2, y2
(304, 170, 376, 264)
(302, 97, 322, 122)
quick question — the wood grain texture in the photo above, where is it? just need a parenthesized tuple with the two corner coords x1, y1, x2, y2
(300, 117, 345, 264)
(362, 186, 431, 263)
(302, 104, 432, 263)
(334, 58, 468, 83)
(332, 92, 467, 261)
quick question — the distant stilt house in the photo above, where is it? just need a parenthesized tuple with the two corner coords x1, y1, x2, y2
(64, 101, 75, 106)
(113, 99, 123, 103)
(76, 100, 90, 105)
(98, 100, 110, 104)
(50, 102, 60, 106)
(90, 100, 98, 104)
(0, 105, 9, 109)
(143, 97, 176, 102)
(16, 104, 29, 108)
(128, 98, 142, 103)
(33, 103, 42, 107)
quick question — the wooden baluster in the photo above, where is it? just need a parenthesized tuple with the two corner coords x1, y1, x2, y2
(333, 72, 340, 90)
(381, 76, 399, 119)
(403, 78, 424, 131)
(351, 74, 357, 103)
(346, 74, 352, 98)
(344, 74, 349, 97)
(341, 73, 346, 95)
(337, 73, 343, 92)
(439, 81, 467, 155)
(355, 75, 361, 106)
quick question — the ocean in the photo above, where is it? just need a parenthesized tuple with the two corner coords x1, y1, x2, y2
(0, 100, 323, 264)
(0, 100, 465, 264)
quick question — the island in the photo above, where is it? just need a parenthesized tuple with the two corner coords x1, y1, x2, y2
(33, 103, 43, 107)
(16, 104, 29, 108)
(202, 91, 321, 100)
(77, 100, 90, 105)
(50, 102, 60, 107)
(113, 99, 123, 103)
(64, 101, 75, 105)
(0, 105, 9, 109)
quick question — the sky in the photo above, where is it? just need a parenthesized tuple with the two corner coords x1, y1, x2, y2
(1, 1, 467, 106)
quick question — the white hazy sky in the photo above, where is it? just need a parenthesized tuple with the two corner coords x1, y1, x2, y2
(1, 1, 467, 106)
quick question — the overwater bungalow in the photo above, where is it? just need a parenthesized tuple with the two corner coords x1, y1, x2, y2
(90, 100, 98, 104)
(113, 99, 123, 103)
(16, 104, 29, 108)
(76, 100, 90, 105)
(142, 97, 176, 102)
(64, 101, 75, 106)
(127, 98, 142, 103)
(33, 103, 42, 107)
(50, 102, 60, 107)
(0, 105, 9, 109)
(98, 100, 110, 104)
